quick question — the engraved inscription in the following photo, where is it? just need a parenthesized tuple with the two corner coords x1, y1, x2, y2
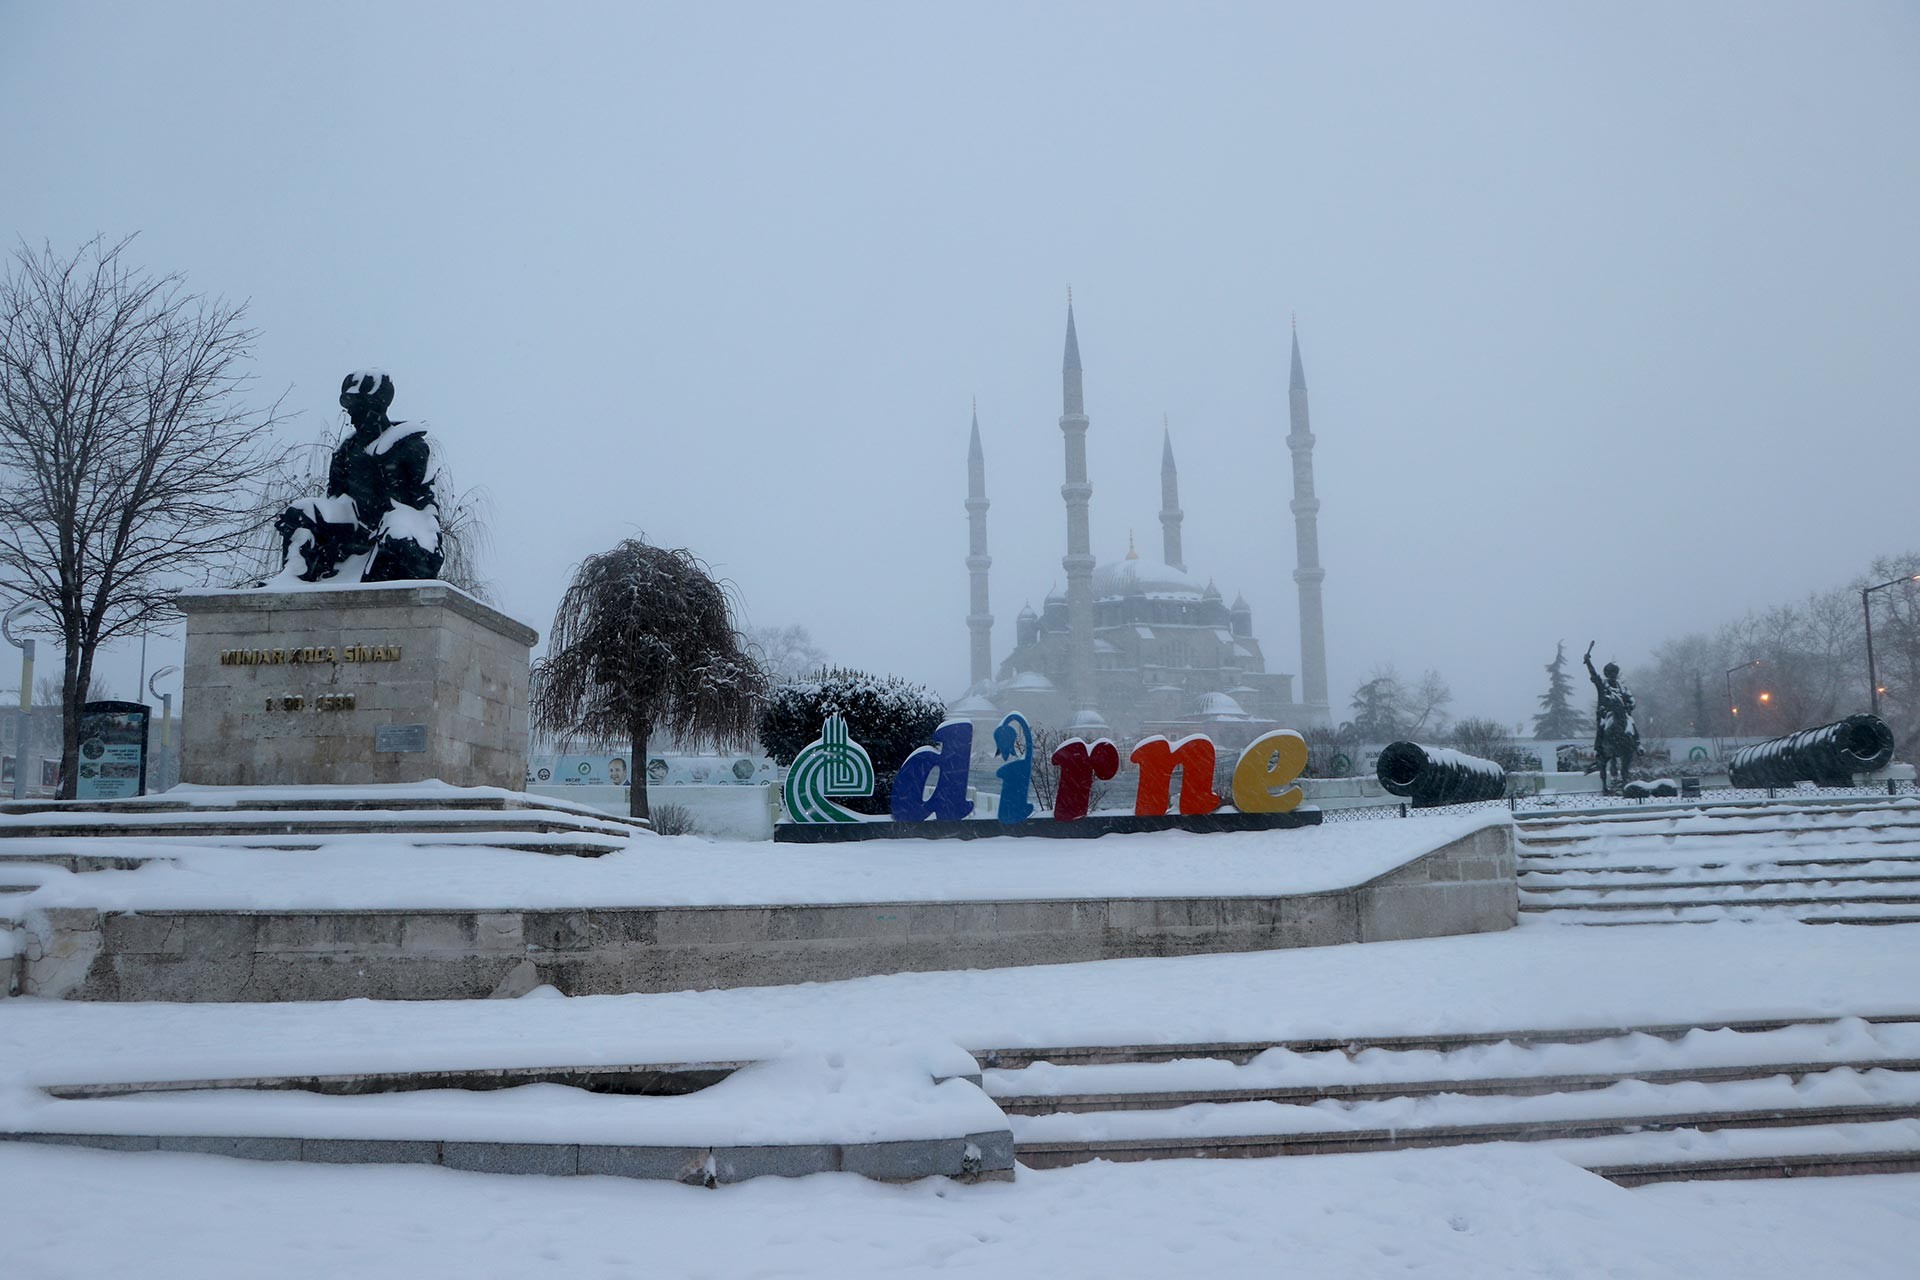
(221, 645, 401, 665)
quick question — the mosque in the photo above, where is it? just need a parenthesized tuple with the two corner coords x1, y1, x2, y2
(951, 302, 1332, 748)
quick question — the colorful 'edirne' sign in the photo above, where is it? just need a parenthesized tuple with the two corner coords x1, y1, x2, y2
(783, 711, 1308, 829)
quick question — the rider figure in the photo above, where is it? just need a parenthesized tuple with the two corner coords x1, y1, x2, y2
(1584, 641, 1640, 793)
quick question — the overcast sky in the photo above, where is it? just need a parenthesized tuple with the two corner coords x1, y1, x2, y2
(4, 1, 1917, 727)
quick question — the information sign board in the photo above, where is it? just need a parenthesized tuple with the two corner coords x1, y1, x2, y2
(75, 700, 150, 800)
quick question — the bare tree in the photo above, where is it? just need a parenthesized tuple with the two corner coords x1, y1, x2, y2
(530, 538, 766, 820)
(0, 238, 289, 796)
(749, 623, 830, 685)
(1405, 669, 1454, 737)
(36, 674, 110, 708)
(1025, 723, 1120, 814)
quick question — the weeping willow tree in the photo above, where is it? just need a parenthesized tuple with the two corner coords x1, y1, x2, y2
(530, 538, 766, 821)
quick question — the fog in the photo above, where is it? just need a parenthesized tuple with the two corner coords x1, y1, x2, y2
(4, 1, 1916, 728)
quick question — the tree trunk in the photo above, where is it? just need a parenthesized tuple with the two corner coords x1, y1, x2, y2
(630, 726, 649, 822)
(58, 641, 88, 800)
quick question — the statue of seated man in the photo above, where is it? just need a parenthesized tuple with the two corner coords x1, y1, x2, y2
(271, 370, 445, 585)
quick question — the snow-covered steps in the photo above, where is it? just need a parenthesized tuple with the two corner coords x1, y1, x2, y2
(975, 1012, 1920, 1069)
(986, 1021, 1920, 1113)
(984, 1016, 1920, 1183)
(1516, 797, 1920, 925)
(1, 1048, 1016, 1185)
(1538, 1118, 1920, 1184)
(0, 786, 647, 859)
(40, 1056, 760, 1101)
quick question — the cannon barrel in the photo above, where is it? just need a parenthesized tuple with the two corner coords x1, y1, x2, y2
(1376, 742, 1507, 808)
(1727, 714, 1895, 789)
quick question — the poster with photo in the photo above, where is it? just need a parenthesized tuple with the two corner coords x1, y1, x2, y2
(74, 701, 150, 800)
(527, 753, 773, 787)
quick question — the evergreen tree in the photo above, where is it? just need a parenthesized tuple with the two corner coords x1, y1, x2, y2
(1533, 640, 1592, 739)
(1349, 668, 1407, 741)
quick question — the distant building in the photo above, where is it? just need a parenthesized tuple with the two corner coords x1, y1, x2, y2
(955, 303, 1332, 747)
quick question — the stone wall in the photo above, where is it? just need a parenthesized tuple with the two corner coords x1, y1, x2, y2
(178, 584, 537, 791)
(18, 821, 1516, 1002)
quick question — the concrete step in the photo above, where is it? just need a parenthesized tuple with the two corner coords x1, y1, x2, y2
(0, 793, 643, 823)
(1520, 853, 1920, 875)
(1536, 1117, 1920, 1184)
(0, 849, 161, 872)
(972, 1013, 1920, 1070)
(1, 1127, 1015, 1185)
(1516, 798, 1920, 831)
(0, 812, 638, 848)
(991, 1058, 1920, 1114)
(1522, 891, 1920, 912)
(1528, 904, 1920, 926)
(1590, 1148, 1920, 1184)
(1012, 1099, 1920, 1169)
(1521, 873, 1920, 893)
(45, 1058, 757, 1100)
(1519, 822, 1920, 848)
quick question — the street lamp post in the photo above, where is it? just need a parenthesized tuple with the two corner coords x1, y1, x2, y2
(1861, 574, 1920, 717)
(2, 603, 35, 801)
(1726, 658, 1762, 748)
(148, 665, 179, 793)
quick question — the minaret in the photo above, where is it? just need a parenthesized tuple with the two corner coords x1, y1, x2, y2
(1059, 296, 1097, 713)
(1159, 415, 1185, 572)
(1288, 319, 1331, 722)
(965, 400, 993, 689)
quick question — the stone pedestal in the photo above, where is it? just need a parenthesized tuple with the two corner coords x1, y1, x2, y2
(178, 584, 538, 790)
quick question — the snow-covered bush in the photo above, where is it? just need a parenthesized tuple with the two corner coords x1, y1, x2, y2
(648, 802, 696, 836)
(756, 668, 947, 815)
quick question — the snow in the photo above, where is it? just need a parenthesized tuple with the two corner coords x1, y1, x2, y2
(1007, 1066, 1920, 1144)
(5, 810, 1505, 912)
(374, 498, 440, 552)
(1536, 1117, 1920, 1167)
(175, 578, 523, 627)
(986, 1018, 1920, 1098)
(2, 1140, 1915, 1278)
(0, 1046, 1002, 1148)
(4, 923, 1915, 1093)
(365, 421, 425, 456)
(6, 780, 629, 821)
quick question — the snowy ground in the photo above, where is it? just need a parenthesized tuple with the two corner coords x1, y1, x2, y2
(6, 808, 1503, 912)
(2, 1140, 1915, 1279)
(6, 813, 1919, 1274)
(6, 922, 1915, 1089)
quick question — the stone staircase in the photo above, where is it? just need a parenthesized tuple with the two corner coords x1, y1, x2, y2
(0, 790, 648, 868)
(977, 1014, 1920, 1184)
(1, 1051, 1015, 1185)
(1514, 798, 1920, 925)
(0, 791, 651, 972)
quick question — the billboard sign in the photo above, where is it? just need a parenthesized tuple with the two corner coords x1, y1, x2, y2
(74, 701, 150, 800)
(527, 753, 773, 788)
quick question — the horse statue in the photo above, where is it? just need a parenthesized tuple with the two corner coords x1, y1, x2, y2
(1584, 641, 1640, 795)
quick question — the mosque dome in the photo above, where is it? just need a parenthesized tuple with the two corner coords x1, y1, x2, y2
(1092, 557, 1206, 601)
(1008, 670, 1057, 692)
(1196, 692, 1251, 721)
(1069, 708, 1111, 732)
(949, 693, 999, 716)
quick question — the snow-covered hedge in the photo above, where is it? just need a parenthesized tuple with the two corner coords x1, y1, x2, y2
(756, 668, 947, 815)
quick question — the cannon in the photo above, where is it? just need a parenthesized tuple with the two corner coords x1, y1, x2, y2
(1376, 742, 1507, 808)
(1727, 714, 1895, 789)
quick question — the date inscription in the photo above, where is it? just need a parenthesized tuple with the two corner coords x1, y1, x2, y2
(265, 693, 358, 713)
